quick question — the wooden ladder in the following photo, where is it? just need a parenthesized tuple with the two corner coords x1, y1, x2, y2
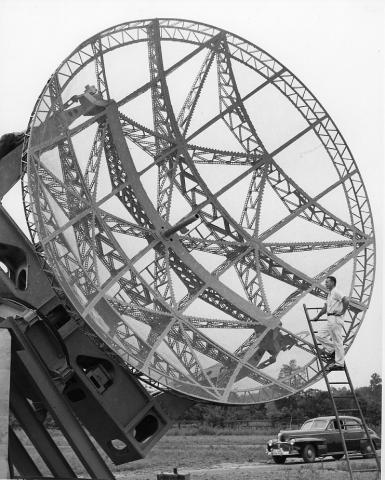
(303, 304, 381, 479)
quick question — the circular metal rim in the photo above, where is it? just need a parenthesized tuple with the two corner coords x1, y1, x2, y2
(21, 18, 375, 404)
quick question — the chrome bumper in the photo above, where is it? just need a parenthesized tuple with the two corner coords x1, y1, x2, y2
(266, 442, 298, 456)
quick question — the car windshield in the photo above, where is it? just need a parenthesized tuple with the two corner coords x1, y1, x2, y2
(301, 419, 328, 431)
(301, 420, 314, 431)
(312, 419, 328, 430)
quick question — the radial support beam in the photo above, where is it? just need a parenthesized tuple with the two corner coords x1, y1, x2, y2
(177, 48, 215, 135)
(21, 18, 376, 405)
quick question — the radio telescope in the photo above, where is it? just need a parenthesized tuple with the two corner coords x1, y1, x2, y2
(22, 18, 375, 405)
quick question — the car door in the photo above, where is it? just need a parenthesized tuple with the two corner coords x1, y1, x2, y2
(344, 418, 363, 451)
(326, 419, 343, 452)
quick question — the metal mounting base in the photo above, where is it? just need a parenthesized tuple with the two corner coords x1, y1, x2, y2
(0, 139, 194, 479)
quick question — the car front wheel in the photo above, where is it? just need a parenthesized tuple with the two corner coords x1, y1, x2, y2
(272, 455, 286, 464)
(302, 444, 316, 463)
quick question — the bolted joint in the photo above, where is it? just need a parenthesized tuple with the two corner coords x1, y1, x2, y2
(162, 214, 200, 239)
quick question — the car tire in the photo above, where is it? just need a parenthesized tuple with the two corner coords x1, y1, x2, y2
(362, 443, 376, 459)
(302, 444, 316, 463)
(272, 456, 286, 464)
(332, 454, 344, 460)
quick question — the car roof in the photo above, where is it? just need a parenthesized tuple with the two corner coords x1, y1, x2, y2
(305, 416, 360, 421)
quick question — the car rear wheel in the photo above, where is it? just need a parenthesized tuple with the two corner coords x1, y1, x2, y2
(272, 455, 286, 464)
(362, 443, 376, 459)
(332, 454, 344, 460)
(302, 444, 316, 463)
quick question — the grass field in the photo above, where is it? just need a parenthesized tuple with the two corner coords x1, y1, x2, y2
(13, 430, 381, 480)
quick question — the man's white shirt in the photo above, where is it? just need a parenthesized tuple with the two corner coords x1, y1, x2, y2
(326, 288, 344, 316)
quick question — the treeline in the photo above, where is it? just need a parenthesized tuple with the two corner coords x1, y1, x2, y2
(181, 372, 382, 429)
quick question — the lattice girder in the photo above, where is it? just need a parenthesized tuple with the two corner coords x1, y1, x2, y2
(22, 18, 375, 405)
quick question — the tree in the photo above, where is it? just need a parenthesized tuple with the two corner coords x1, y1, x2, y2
(278, 359, 306, 390)
(369, 373, 381, 398)
(278, 359, 300, 379)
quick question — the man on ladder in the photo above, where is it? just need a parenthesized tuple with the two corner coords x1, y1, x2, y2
(312, 276, 349, 370)
(304, 278, 381, 478)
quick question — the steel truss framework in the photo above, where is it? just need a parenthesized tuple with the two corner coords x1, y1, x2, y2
(21, 18, 375, 404)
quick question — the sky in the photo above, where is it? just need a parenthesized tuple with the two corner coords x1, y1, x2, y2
(0, 0, 383, 390)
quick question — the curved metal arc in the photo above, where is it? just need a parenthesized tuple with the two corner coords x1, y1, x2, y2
(97, 304, 212, 392)
(142, 316, 243, 395)
(180, 235, 245, 251)
(220, 28, 375, 318)
(91, 37, 110, 101)
(260, 169, 360, 241)
(40, 180, 133, 246)
(269, 75, 374, 237)
(106, 107, 275, 333)
(173, 244, 255, 314)
(262, 161, 366, 240)
(216, 35, 267, 155)
(179, 224, 370, 318)
(213, 42, 270, 316)
(183, 314, 263, 329)
(273, 238, 372, 319)
(34, 86, 98, 288)
(117, 31, 223, 108)
(98, 209, 154, 238)
(167, 156, 266, 233)
(30, 161, 99, 296)
(21, 17, 373, 402)
(119, 112, 355, 268)
(186, 231, 372, 317)
(219, 327, 282, 402)
(81, 234, 163, 317)
(84, 122, 108, 200)
(37, 163, 87, 217)
(237, 163, 270, 309)
(108, 293, 278, 394)
(185, 69, 282, 147)
(171, 321, 223, 395)
(114, 37, 277, 332)
(187, 145, 260, 165)
(147, 20, 189, 307)
(265, 239, 360, 254)
(120, 113, 262, 170)
(175, 320, 294, 393)
(48, 18, 374, 241)
(90, 209, 101, 286)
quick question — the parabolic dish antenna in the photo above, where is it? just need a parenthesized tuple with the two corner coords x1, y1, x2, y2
(22, 19, 375, 404)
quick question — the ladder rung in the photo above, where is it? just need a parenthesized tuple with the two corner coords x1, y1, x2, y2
(333, 395, 353, 399)
(329, 381, 349, 384)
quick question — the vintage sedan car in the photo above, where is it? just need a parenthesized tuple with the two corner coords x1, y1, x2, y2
(266, 416, 381, 463)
